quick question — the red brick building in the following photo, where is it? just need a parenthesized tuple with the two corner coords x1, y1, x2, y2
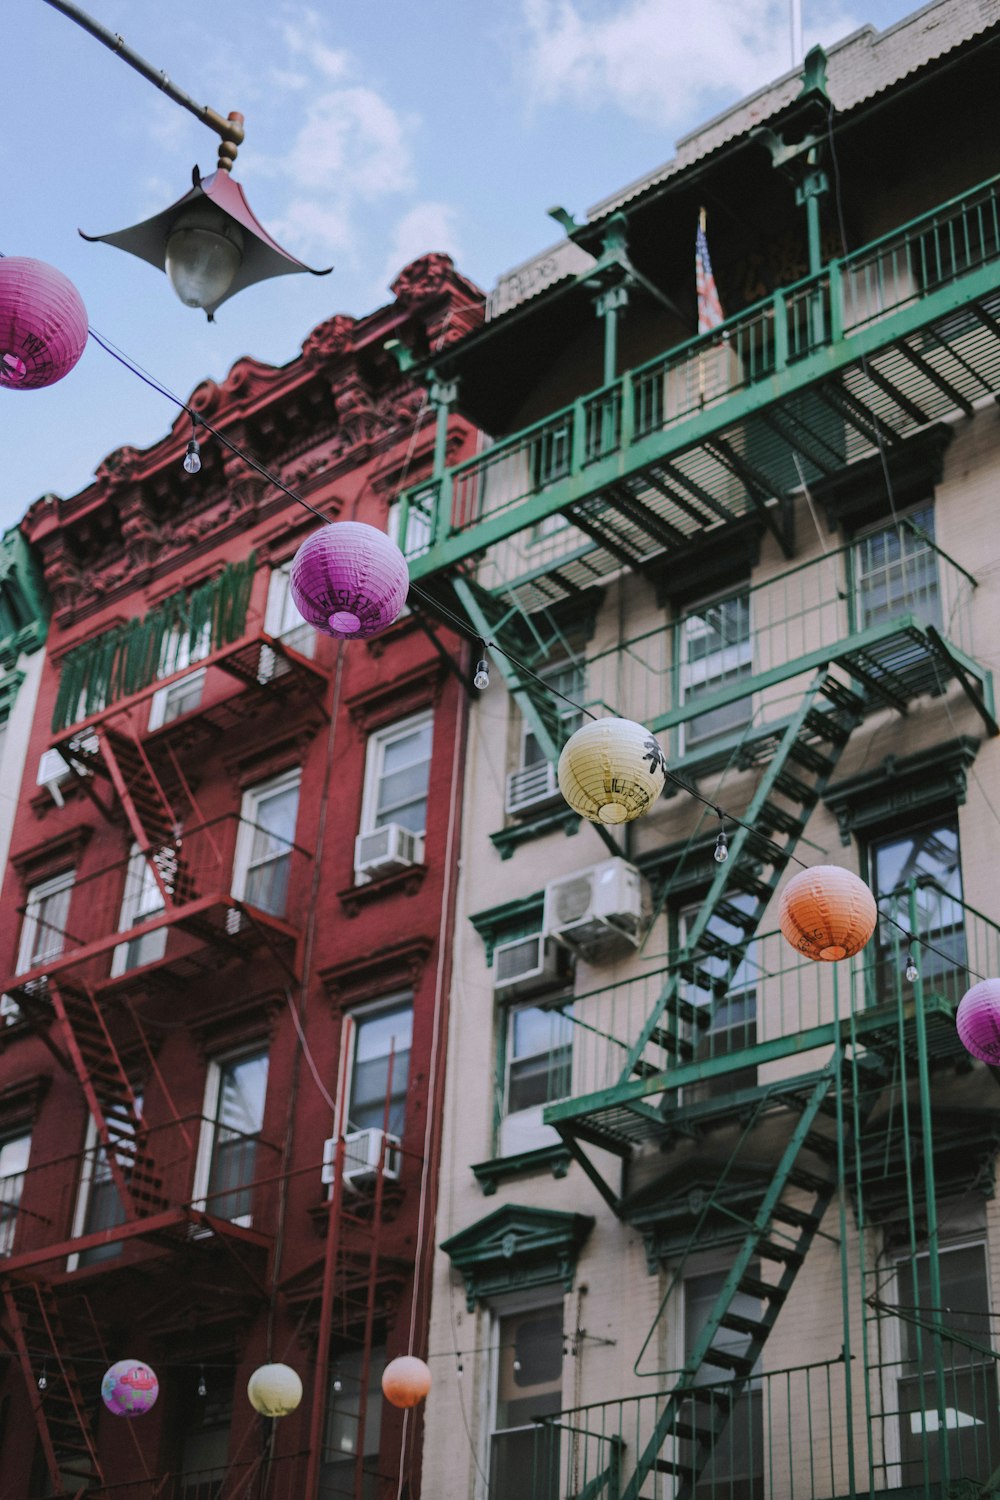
(0, 252, 482, 1499)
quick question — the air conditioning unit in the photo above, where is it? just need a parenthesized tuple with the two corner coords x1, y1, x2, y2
(36, 734, 97, 804)
(321, 1128, 402, 1188)
(544, 857, 649, 960)
(354, 824, 424, 883)
(492, 933, 573, 1000)
(505, 760, 561, 816)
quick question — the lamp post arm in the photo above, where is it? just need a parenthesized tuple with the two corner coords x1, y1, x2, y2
(40, 0, 245, 170)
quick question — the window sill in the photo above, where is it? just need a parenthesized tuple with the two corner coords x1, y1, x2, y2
(490, 806, 581, 861)
(472, 1144, 572, 1195)
(337, 862, 428, 916)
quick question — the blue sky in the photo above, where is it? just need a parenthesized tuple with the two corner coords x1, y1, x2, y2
(3, 0, 924, 531)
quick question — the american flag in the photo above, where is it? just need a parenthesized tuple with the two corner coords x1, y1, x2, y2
(696, 216, 724, 334)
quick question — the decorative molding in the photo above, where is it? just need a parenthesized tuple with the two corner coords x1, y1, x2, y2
(337, 863, 429, 918)
(0, 1073, 52, 1125)
(440, 1203, 593, 1311)
(222, 734, 311, 791)
(10, 824, 94, 884)
(490, 806, 581, 860)
(472, 1145, 572, 1195)
(813, 423, 954, 534)
(469, 893, 545, 966)
(824, 735, 979, 844)
(301, 314, 356, 366)
(0, 669, 25, 723)
(344, 660, 446, 735)
(320, 934, 434, 1009)
(188, 990, 285, 1059)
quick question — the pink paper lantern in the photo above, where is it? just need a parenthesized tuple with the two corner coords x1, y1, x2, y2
(956, 978, 1000, 1063)
(101, 1359, 159, 1417)
(0, 258, 88, 390)
(289, 522, 410, 640)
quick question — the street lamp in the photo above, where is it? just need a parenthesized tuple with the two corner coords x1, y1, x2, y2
(41, 0, 332, 318)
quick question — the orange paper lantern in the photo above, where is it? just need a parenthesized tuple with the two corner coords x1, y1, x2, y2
(778, 865, 877, 962)
(381, 1355, 432, 1409)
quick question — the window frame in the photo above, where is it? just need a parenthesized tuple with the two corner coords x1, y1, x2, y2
(485, 1293, 566, 1500)
(147, 620, 213, 731)
(359, 710, 434, 840)
(851, 500, 941, 636)
(264, 560, 317, 657)
(110, 843, 168, 978)
(497, 996, 574, 1158)
(231, 767, 301, 917)
(0, 1130, 32, 1259)
(343, 994, 414, 1142)
(66, 1098, 143, 1272)
(191, 1048, 270, 1227)
(677, 584, 754, 754)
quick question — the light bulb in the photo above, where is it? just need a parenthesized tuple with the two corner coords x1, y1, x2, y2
(713, 830, 729, 864)
(474, 659, 490, 690)
(37, 1371, 47, 1391)
(198, 1376, 207, 1397)
(183, 438, 202, 475)
(512, 1359, 522, 1373)
(332, 1378, 343, 1393)
(165, 202, 244, 311)
(905, 959, 919, 983)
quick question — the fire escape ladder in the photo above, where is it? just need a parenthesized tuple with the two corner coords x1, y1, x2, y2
(97, 727, 198, 909)
(623, 673, 864, 1084)
(48, 982, 165, 1219)
(2, 1281, 105, 1492)
(616, 1049, 887, 1500)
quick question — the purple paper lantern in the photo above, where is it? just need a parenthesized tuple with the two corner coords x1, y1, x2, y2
(289, 522, 410, 640)
(101, 1359, 159, 1417)
(0, 258, 88, 390)
(956, 978, 1000, 1063)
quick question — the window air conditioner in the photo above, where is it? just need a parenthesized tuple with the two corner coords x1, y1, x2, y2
(544, 857, 649, 960)
(354, 824, 424, 883)
(321, 1128, 402, 1188)
(505, 760, 561, 817)
(492, 933, 573, 1000)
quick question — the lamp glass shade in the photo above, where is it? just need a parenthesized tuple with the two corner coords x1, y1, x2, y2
(247, 1363, 303, 1418)
(381, 1355, 432, 1409)
(289, 522, 410, 640)
(101, 1360, 159, 1417)
(165, 204, 244, 310)
(778, 865, 877, 962)
(558, 717, 667, 825)
(956, 979, 1000, 1063)
(0, 258, 88, 390)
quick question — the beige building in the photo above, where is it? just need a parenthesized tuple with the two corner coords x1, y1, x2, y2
(407, 3, 1000, 1498)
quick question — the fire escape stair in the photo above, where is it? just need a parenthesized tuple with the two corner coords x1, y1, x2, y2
(47, 981, 166, 1219)
(93, 728, 198, 910)
(617, 1049, 889, 1500)
(1, 1281, 104, 1492)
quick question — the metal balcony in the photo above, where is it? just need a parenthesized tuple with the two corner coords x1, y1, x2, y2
(399, 172, 1000, 597)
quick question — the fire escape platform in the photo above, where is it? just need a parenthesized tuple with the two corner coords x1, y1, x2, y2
(405, 174, 1000, 607)
(0, 1204, 271, 1279)
(546, 993, 958, 1169)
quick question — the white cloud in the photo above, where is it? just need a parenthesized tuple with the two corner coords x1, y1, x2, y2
(283, 86, 416, 200)
(269, 198, 357, 262)
(516, 0, 861, 130)
(379, 202, 464, 295)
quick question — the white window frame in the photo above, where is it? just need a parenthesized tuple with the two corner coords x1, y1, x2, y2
(264, 561, 316, 657)
(0, 1130, 32, 1258)
(148, 621, 212, 731)
(678, 586, 753, 753)
(519, 659, 584, 770)
(16, 869, 74, 975)
(483, 1291, 566, 1500)
(191, 1050, 269, 1228)
(231, 768, 301, 913)
(499, 999, 573, 1158)
(66, 1102, 142, 1272)
(388, 496, 432, 563)
(110, 844, 168, 977)
(853, 500, 940, 635)
(359, 711, 434, 839)
(342, 994, 414, 1140)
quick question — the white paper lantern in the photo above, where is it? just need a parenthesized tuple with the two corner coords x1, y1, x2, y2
(558, 717, 667, 825)
(247, 1362, 303, 1417)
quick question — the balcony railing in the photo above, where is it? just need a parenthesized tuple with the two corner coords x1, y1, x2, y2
(29, 1451, 311, 1500)
(1, 813, 311, 1002)
(0, 1113, 281, 1263)
(399, 171, 1000, 578)
(539, 882, 992, 1119)
(529, 1349, 1000, 1500)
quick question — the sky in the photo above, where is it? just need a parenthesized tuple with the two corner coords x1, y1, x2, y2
(2, 0, 927, 531)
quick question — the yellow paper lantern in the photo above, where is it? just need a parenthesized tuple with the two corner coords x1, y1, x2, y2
(247, 1362, 303, 1417)
(381, 1355, 432, 1409)
(558, 717, 667, 825)
(778, 865, 877, 962)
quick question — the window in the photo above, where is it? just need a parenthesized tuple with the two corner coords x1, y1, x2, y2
(869, 816, 965, 1006)
(178, 1368, 232, 1500)
(4, 869, 75, 1023)
(520, 660, 584, 769)
(231, 769, 301, 917)
(679, 896, 757, 1098)
(388, 494, 432, 561)
(264, 561, 316, 657)
(360, 712, 433, 837)
(111, 846, 167, 976)
(193, 1051, 269, 1225)
(347, 1000, 412, 1137)
(321, 1344, 385, 1500)
(680, 1269, 763, 1500)
(489, 1302, 563, 1500)
(68, 1099, 143, 1270)
(892, 1241, 1000, 1485)
(680, 589, 753, 750)
(854, 503, 941, 633)
(499, 1001, 573, 1157)
(0, 1132, 31, 1257)
(148, 621, 212, 731)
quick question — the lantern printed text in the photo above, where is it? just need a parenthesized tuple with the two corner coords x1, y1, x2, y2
(289, 522, 410, 640)
(558, 718, 668, 826)
(778, 865, 878, 962)
(0, 258, 88, 390)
